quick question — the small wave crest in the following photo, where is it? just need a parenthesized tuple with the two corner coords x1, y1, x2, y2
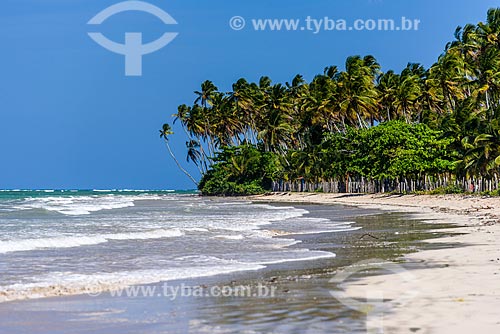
(0, 258, 265, 303)
(13, 195, 136, 215)
(0, 229, 184, 254)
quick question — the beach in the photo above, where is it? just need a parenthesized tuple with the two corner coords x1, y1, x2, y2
(4, 1, 500, 333)
(248, 193, 500, 333)
(0, 190, 467, 333)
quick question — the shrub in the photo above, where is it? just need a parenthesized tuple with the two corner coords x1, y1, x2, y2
(198, 145, 279, 196)
(443, 184, 464, 194)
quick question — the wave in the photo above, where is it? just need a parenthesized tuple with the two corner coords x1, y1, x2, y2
(9, 193, 179, 216)
(0, 229, 184, 254)
(0, 198, 356, 304)
(0, 258, 266, 303)
(257, 251, 336, 265)
(12, 195, 136, 215)
(286, 226, 363, 235)
(0, 251, 337, 303)
(183, 228, 209, 232)
(1, 191, 183, 216)
(214, 234, 245, 240)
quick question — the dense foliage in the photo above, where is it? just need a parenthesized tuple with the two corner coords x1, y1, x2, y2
(198, 145, 280, 196)
(162, 9, 500, 195)
(319, 121, 456, 180)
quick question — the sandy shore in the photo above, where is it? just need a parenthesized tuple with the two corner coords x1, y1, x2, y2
(248, 193, 500, 334)
(0, 203, 423, 334)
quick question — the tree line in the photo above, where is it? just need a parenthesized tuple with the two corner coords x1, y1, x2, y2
(161, 9, 500, 196)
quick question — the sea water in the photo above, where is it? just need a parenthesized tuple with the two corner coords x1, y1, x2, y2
(0, 190, 359, 302)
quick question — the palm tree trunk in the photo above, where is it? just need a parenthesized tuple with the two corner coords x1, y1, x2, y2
(164, 140, 198, 186)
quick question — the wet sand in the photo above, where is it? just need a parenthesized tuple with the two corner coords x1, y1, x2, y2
(0, 203, 464, 333)
(249, 193, 500, 334)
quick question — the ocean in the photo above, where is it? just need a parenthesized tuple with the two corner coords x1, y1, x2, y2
(0, 190, 360, 303)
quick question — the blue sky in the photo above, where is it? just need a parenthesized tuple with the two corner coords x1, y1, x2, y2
(0, 0, 498, 190)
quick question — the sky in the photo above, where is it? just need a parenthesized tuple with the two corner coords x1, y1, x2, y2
(0, 0, 499, 190)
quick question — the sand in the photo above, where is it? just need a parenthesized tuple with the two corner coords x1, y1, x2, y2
(247, 193, 500, 334)
(2, 193, 499, 333)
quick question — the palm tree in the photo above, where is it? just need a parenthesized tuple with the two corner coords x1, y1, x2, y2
(164, 9, 500, 194)
(194, 80, 218, 108)
(256, 83, 294, 153)
(393, 66, 422, 122)
(427, 51, 466, 112)
(337, 55, 381, 128)
(186, 139, 205, 174)
(377, 70, 400, 121)
(160, 123, 198, 186)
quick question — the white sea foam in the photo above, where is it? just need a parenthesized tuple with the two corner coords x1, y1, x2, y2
(0, 251, 338, 303)
(0, 258, 266, 303)
(12, 195, 136, 215)
(256, 251, 336, 265)
(11, 193, 175, 216)
(204, 206, 309, 233)
(0, 196, 359, 304)
(0, 229, 184, 254)
(214, 234, 245, 240)
(286, 226, 363, 235)
(183, 228, 209, 232)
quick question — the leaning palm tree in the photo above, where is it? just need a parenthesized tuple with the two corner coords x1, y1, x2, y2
(186, 139, 205, 174)
(160, 123, 198, 186)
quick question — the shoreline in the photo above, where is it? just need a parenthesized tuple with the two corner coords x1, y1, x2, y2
(246, 193, 500, 333)
(1, 194, 498, 332)
(0, 200, 458, 333)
